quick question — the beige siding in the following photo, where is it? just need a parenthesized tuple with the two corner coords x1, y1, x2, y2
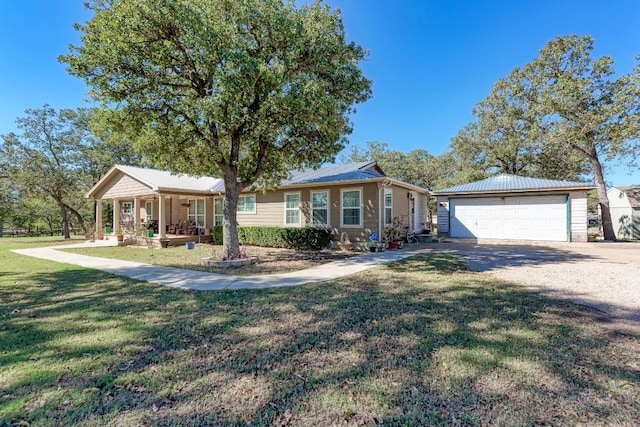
(414, 193, 428, 231)
(230, 183, 381, 247)
(569, 191, 588, 242)
(237, 192, 281, 226)
(96, 171, 153, 199)
(391, 186, 410, 226)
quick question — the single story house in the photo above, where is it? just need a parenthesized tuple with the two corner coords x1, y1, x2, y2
(607, 186, 640, 240)
(86, 161, 429, 248)
(434, 174, 595, 242)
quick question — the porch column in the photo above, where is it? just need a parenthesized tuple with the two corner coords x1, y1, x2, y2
(158, 194, 166, 239)
(113, 199, 120, 234)
(96, 200, 103, 233)
(133, 197, 139, 228)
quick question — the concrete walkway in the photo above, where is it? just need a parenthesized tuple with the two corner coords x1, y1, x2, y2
(12, 240, 432, 291)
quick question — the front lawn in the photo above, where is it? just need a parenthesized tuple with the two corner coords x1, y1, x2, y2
(2, 237, 639, 426)
(62, 243, 358, 275)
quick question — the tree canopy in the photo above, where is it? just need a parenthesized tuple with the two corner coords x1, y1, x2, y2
(450, 35, 640, 240)
(62, 0, 371, 258)
(1, 106, 93, 238)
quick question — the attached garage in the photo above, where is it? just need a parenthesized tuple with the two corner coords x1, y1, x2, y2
(435, 174, 594, 242)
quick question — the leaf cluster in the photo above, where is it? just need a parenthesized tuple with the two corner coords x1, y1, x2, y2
(450, 35, 640, 182)
(62, 0, 372, 189)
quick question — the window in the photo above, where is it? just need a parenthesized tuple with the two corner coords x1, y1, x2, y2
(188, 199, 205, 227)
(237, 195, 256, 213)
(384, 189, 392, 224)
(284, 193, 301, 226)
(145, 201, 153, 222)
(311, 190, 329, 226)
(214, 198, 223, 226)
(121, 201, 132, 215)
(341, 189, 362, 227)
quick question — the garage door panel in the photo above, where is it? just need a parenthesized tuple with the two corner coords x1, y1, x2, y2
(450, 196, 567, 241)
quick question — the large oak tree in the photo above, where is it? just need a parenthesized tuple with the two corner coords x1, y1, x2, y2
(451, 35, 640, 241)
(61, 0, 372, 258)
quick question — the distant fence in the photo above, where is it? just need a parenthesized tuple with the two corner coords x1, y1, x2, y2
(0, 227, 85, 238)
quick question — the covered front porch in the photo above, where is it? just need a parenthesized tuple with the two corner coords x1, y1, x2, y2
(95, 193, 218, 246)
(86, 164, 226, 247)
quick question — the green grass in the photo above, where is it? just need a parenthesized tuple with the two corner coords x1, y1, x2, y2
(2, 237, 639, 426)
(63, 243, 215, 272)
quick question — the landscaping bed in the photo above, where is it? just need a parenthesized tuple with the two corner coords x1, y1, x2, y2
(63, 243, 360, 275)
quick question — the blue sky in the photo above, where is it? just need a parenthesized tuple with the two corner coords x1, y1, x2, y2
(1, 0, 639, 185)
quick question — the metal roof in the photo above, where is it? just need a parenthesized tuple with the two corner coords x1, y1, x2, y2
(434, 174, 594, 195)
(88, 162, 392, 198)
(115, 165, 224, 192)
(280, 161, 382, 185)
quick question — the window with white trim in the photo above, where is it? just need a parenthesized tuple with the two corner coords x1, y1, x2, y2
(145, 201, 153, 222)
(214, 198, 223, 226)
(188, 199, 205, 227)
(384, 189, 393, 224)
(121, 201, 132, 215)
(237, 195, 256, 213)
(284, 193, 301, 226)
(341, 189, 362, 227)
(311, 190, 329, 226)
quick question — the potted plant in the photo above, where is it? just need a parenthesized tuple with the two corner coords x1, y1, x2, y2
(384, 217, 403, 250)
(116, 228, 124, 242)
(368, 232, 378, 252)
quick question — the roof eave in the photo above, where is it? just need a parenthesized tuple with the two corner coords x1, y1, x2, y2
(434, 186, 595, 196)
(85, 164, 121, 199)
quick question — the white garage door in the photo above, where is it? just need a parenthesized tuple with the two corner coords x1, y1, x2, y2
(450, 196, 568, 241)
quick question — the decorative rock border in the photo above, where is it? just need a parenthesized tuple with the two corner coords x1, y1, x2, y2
(202, 256, 259, 268)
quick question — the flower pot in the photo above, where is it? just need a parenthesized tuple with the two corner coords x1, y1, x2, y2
(388, 241, 398, 250)
(159, 239, 170, 248)
(116, 234, 124, 242)
(369, 246, 377, 252)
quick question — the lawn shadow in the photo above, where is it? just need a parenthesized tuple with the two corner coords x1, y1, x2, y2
(2, 253, 639, 426)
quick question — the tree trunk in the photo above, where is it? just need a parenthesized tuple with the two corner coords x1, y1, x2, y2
(589, 151, 616, 241)
(222, 177, 242, 260)
(65, 203, 87, 235)
(59, 203, 70, 239)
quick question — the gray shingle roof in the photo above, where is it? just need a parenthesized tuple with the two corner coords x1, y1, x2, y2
(434, 174, 594, 194)
(617, 186, 640, 208)
(280, 161, 383, 185)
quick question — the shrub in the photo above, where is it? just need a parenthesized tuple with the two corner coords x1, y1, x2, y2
(213, 226, 330, 250)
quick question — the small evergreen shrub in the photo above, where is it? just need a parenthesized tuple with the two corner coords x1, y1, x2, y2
(213, 226, 330, 250)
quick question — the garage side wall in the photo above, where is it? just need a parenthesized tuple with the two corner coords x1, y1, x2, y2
(569, 191, 588, 242)
(436, 196, 449, 236)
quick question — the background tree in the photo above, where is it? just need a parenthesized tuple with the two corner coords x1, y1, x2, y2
(341, 141, 454, 190)
(0, 106, 94, 239)
(0, 177, 17, 237)
(450, 69, 587, 181)
(450, 35, 640, 240)
(527, 35, 640, 241)
(62, 0, 371, 259)
(341, 141, 457, 227)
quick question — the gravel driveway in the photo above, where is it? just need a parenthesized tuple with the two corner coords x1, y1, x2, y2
(430, 241, 640, 321)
